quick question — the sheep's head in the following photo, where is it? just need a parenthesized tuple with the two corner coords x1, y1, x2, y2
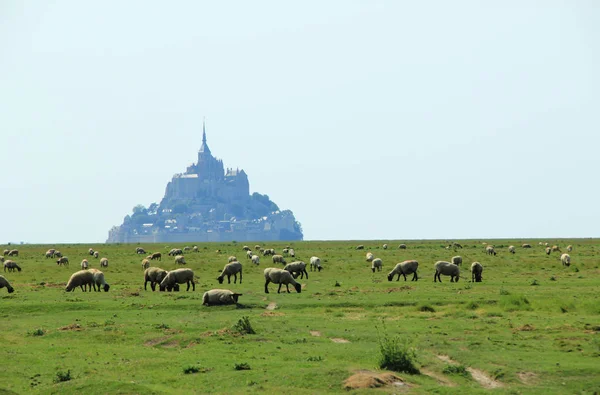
(103, 284, 110, 292)
(232, 293, 242, 303)
(387, 273, 393, 281)
(7, 286, 14, 293)
(17, 267, 21, 272)
(294, 283, 302, 293)
(317, 266, 322, 272)
(217, 276, 224, 284)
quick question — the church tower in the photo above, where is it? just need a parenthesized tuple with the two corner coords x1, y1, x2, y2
(196, 120, 224, 182)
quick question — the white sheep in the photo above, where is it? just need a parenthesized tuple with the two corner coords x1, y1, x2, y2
(508, 245, 516, 254)
(289, 248, 295, 258)
(567, 245, 573, 252)
(371, 258, 383, 273)
(81, 259, 89, 270)
(471, 262, 483, 282)
(485, 246, 496, 256)
(183, 246, 191, 252)
(202, 289, 243, 305)
(398, 244, 407, 249)
(283, 261, 308, 279)
(174, 255, 186, 265)
(282, 248, 290, 256)
(387, 260, 419, 281)
(382, 244, 388, 250)
(65, 270, 95, 292)
(217, 261, 243, 284)
(251, 255, 260, 265)
(142, 259, 150, 270)
(89, 268, 110, 292)
(144, 267, 168, 291)
(45, 249, 56, 258)
(193, 246, 199, 253)
(272, 255, 286, 265)
(545, 246, 551, 255)
(0, 275, 14, 293)
(228, 255, 237, 263)
(264, 267, 301, 294)
(246, 250, 253, 259)
(451, 256, 463, 265)
(309, 256, 322, 272)
(561, 253, 571, 267)
(7, 249, 18, 257)
(100, 258, 108, 268)
(366, 252, 374, 262)
(159, 268, 195, 291)
(3, 260, 21, 272)
(434, 261, 460, 282)
(88, 248, 94, 256)
(57, 256, 69, 266)
(93, 251, 99, 259)
(522, 243, 532, 249)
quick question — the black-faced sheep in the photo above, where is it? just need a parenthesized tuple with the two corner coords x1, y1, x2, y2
(174, 255, 186, 265)
(144, 267, 168, 291)
(434, 261, 460, 282)
(283, 261, 308, 279)
(141, 259, 150, 270)
(551, 245, 561, 253)
(356, 245, 365, 250)
(251, 255, 260, 265)
(100, 258, 108, 268)
(202, 289, 243, 306)
(471, 262, 483, 282)
(217, 261, 243, 284)
(371, 258, 383, 273)
(45, 249, 56, 258)
(151, 252, 162, 261)
(451, 256, 463, 265)
(136, 247, 146, 254)
(485, 246, 496, 256)
(159, 268, 195, 291)
(3, 260, 21, 272)
(383, 244, 388, 250)
(264, 267, 301, 294)
(89, 268, 110, 292)
(508, 245, 516, 254)
(93, 251, 99, 259)
(522, 243, 532, 249)
(272, 255, 286, 265)
(366, 252, 374, 262)
(81, 259, 89, 270)
(0, 275, 14, 293)
(545, 246, 551, 255)
(228, 256, 237, 263)
(7, 249, 18, 257)
(309, 256, 322, 272)
(243, 245, 251, 251)
(88, 248, 94, 256)
(193, 246, 199, 252)
(398, 244, 407, 250)
(566, 245, 573, 252)
(57, 256, 69, 266)
(387, 260, 419, 281)
(561, 253, 571, 267)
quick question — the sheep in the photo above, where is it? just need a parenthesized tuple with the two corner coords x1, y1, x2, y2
(263, 248, 275, 256)
(141, 259, 150, 270)
(243, 245, 251, 251)
(309, 256, 322, 272)
(88, 248, 94, 256)
(81, 259, 89, 270)
(383, 244, 388, 250)
(387, 260, 419, 281)
(93, 251, 99, 258)
(255, 244, 262, 250)
(228, 256, 237, 263)
(54, 251, 63, 258)
(174, 255, 186, 265)
(168, 248, 183, 256)
(183, 246, 191, 252)
(508, 245, 516, 254)
(193, 246, 199, 252)
(45, 249, 56, 258)
(522, 243, 532, 248)
(159, 268, 195, 291)
(567, 245, 573, 252)
(0, 275, 15, 293)
(545, 246, 551, 255)
(217, 261, 243, 284)
(289, 248, 295, 258)
(284, 261, 308, 279)
(144, 267, 168, 291)
(202, 289, 243, 306)
(246, 250, 253, 259)
(272, 255, 286, 265)
(434, 261, 460, 282)
(251, 255, 260, 265)
(3, 260, 21, 272)
(151, 252, 162, 261)
(451, 256, 463, 265)
(471, 262, 483, 282)
(136, 247, 147, 254)
(398, 244, 407, 249)
(100, 258, 108, 268)
(89, 268, 110, 292)
(282, 248, 290, 256)
(65, 270, 95, 292)
(57, 256, 69, 266)
(264, 267, 301, 294)
(551, 245, 561, 253)
(2, 249, 8, 256)
(7, 249, 18, 257)
(356, 245, 365, 250)
(485, 246, 496, 256)
(371, 258, 383, 273)
(452, 242, 463, 249)
(366, 252, 374, 262)
(561, 253, 571, 267)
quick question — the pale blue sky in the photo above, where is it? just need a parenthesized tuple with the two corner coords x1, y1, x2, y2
(1, 1, 598, 244)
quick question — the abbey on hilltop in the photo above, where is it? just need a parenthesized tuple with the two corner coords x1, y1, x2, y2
(106, 123, 303, 243)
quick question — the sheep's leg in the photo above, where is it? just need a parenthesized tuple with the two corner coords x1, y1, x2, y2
(286, 284, 291, 293)
(304, 270, 308, 279)
(239, 271, 242, 284)
(227, 275, 231, 284)
(264, 280, 270, 294)
(413, 271, 418, 281)
(277, 283, 283, 294)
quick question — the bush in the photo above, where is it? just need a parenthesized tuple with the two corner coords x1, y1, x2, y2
(30, 328, 45, 336)
(183, 366, 200, 374)
(443, 364, 469, 377)
(377, 323, 419, 374)
(234, 363, 251, 370)
(233, 316, 255, 335)
(53, 370, 72, 383)
(307, 356, 324, 362)
(418, 305, 435, 313)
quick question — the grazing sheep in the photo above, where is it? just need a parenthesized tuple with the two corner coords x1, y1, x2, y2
(65, 270, 94, 292)
(89, 268, 110, 292)
(387, 260, 419, 281)
(545, 246, 551, 255)
(451, 256, 463, 265)
(7, 249, 18, 257)
(228, 256, 237, 263)
(93, 251, 99, 259)
(141, 259, 150, 270)
(434, 261, 460, 282)
(309, 256, 322, 272)
(561, 253, 571, 267)
(567, 245, 573, 252)
(174, 255, 186, 265)
(284, 261, 308, 279)
(0, 275, 14, 293)
(371, 258, 383, 273)
(246, 250, 253, 259)
(243, 245, 251, 251)
(88, 248, 94, 256)
(136, 247, 147, 254)
(264, 267, 301, 294)
(255, 244, 262, 250)
(471, 262, 483, 282)
(366, 252, 374, 262)
(3, 260, 21, 272)
(144, 267, 168, 291)
(3, 249, 9, 256)
(202, 289, 243, 306)
(45, 249, 56, 258)
(263, 248, 275, 256)
(522, 243, 532, 249)
(81, 259, 89, 270)
(356, 245, 365, 250)
(159, 268, 195, 291)
(453, 242, 463, 249)
(56, 256, 69, 266)
(272, 255, 286, 265)
(383, 244, 388, 250)
(551, 245, 561, 253)
(168, 248, 183, 256)
(100, 258, 108, 268)
(217, 261, 243, 284)
(151, 252, 162, 261)
(251, 255, 260, 265)
(485, 246, 496, 256)
(289, 248, 295, 258)
(54, 251, 63, 258)
(508, 245, 516, 254)
(193, 246, 199, 252)
(183, 246, 191, 252)
(282, 248, 290, 256)
(398, 244, 407, 249)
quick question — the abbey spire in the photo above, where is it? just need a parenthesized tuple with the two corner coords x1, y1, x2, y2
(199, 119, 211, 155)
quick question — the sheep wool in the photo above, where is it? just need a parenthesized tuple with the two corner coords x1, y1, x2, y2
(202, 289, 243, 306)
(264, 267, 301, 294)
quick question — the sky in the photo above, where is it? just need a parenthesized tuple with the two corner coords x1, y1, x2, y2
(0, 1, 598, 244)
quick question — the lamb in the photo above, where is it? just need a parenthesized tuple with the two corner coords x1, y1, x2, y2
(451, 256, 463, 265)
(7, 249, 18, 257)
(159, 268, 196, 291)
(309, 256, 322, 272)
(100, 258, 108, 268)
(141, 259, 150, 270)
(93, 251, 99, 258)
(202, 289, 243, 306)
(398, 244, 407, 249)
(561, 253, 571, 267)
(471, 262, 483, 282)
(0, 275, 15, 293)
(89, 268, 110, 292)
(284, 261, 309, 279)
(264, 267, 301, 294)
(387, 260, 419, 281)
(150, 252, 162, 261)
(81, 259, 89, 270)
(485, 246, 496, 256)
(57, 256, 69, 266)
(371, 258, 383, 273)
(174, 255, 186, 265)
(272, 255, 286, 264)
(356, 245, 365, 250)
(508, 245, 516, 254)
(566, 245, 573, 252)
(383, 244, 388, 250)
(65, 270, 95, 292)
(434, 261, 460, 282)
(3, 260, 21, 272)
(522, 243, 532, 248)
(144, 267, 168, 291)
(251, 255, 260, 265)
(545, 246, 551, 255)
(366, 252, 374, 262)
(136, 247, 146, 254)
(217, 261, 243, 284)
(228, 256, 237, 263)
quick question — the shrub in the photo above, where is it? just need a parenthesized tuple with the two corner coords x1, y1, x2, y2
(377, 323, 419, 374)
(418, 305, 435, 313)
(233, 316, 255, 335)
(183, 366, 200, 374)
(53, 370, 72, 383)
(530, 279, 540, 286)
(466, 301, 479, 310)
(155, 323, 170, 330)
(307, 356, 324, 362)
(442, 364, 469, 377)
(234, 363, 251, 370)
(499, 288, 510, 295)
(30, 328, 45, 337)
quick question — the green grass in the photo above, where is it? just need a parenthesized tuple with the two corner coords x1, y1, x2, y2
(0, 239, 599, 393)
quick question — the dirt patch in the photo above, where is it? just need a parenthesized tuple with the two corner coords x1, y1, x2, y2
(386, 286, 413, 293)
(437, 355, 456, 364)
(266, 302, 278, 310)
(343, 371, 405, 390)
(261, 311, 285, 317)
(160, 340, 180, 348)
(58, 323, 82, 331)
(421, 368, 455, 387)
(310, 331, 321, 337)
(330, 338, 350, 343)
(467, 367, 503, 389)
(516, 324, 535, 332)
(201, 327, 238, 337)
(144, 336, 171, 347)
(517, 371, 538, 385)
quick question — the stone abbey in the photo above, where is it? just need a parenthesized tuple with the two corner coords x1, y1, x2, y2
(106, 124, 303, 243)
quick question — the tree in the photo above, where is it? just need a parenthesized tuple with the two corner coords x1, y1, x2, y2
(132, 204, 147, 216)
(147, 203, 159, 215)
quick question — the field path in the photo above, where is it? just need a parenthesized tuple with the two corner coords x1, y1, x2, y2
(437, 355, 503, 389)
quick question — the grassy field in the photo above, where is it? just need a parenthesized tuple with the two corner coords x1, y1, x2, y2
(1, 239, 599, 394)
